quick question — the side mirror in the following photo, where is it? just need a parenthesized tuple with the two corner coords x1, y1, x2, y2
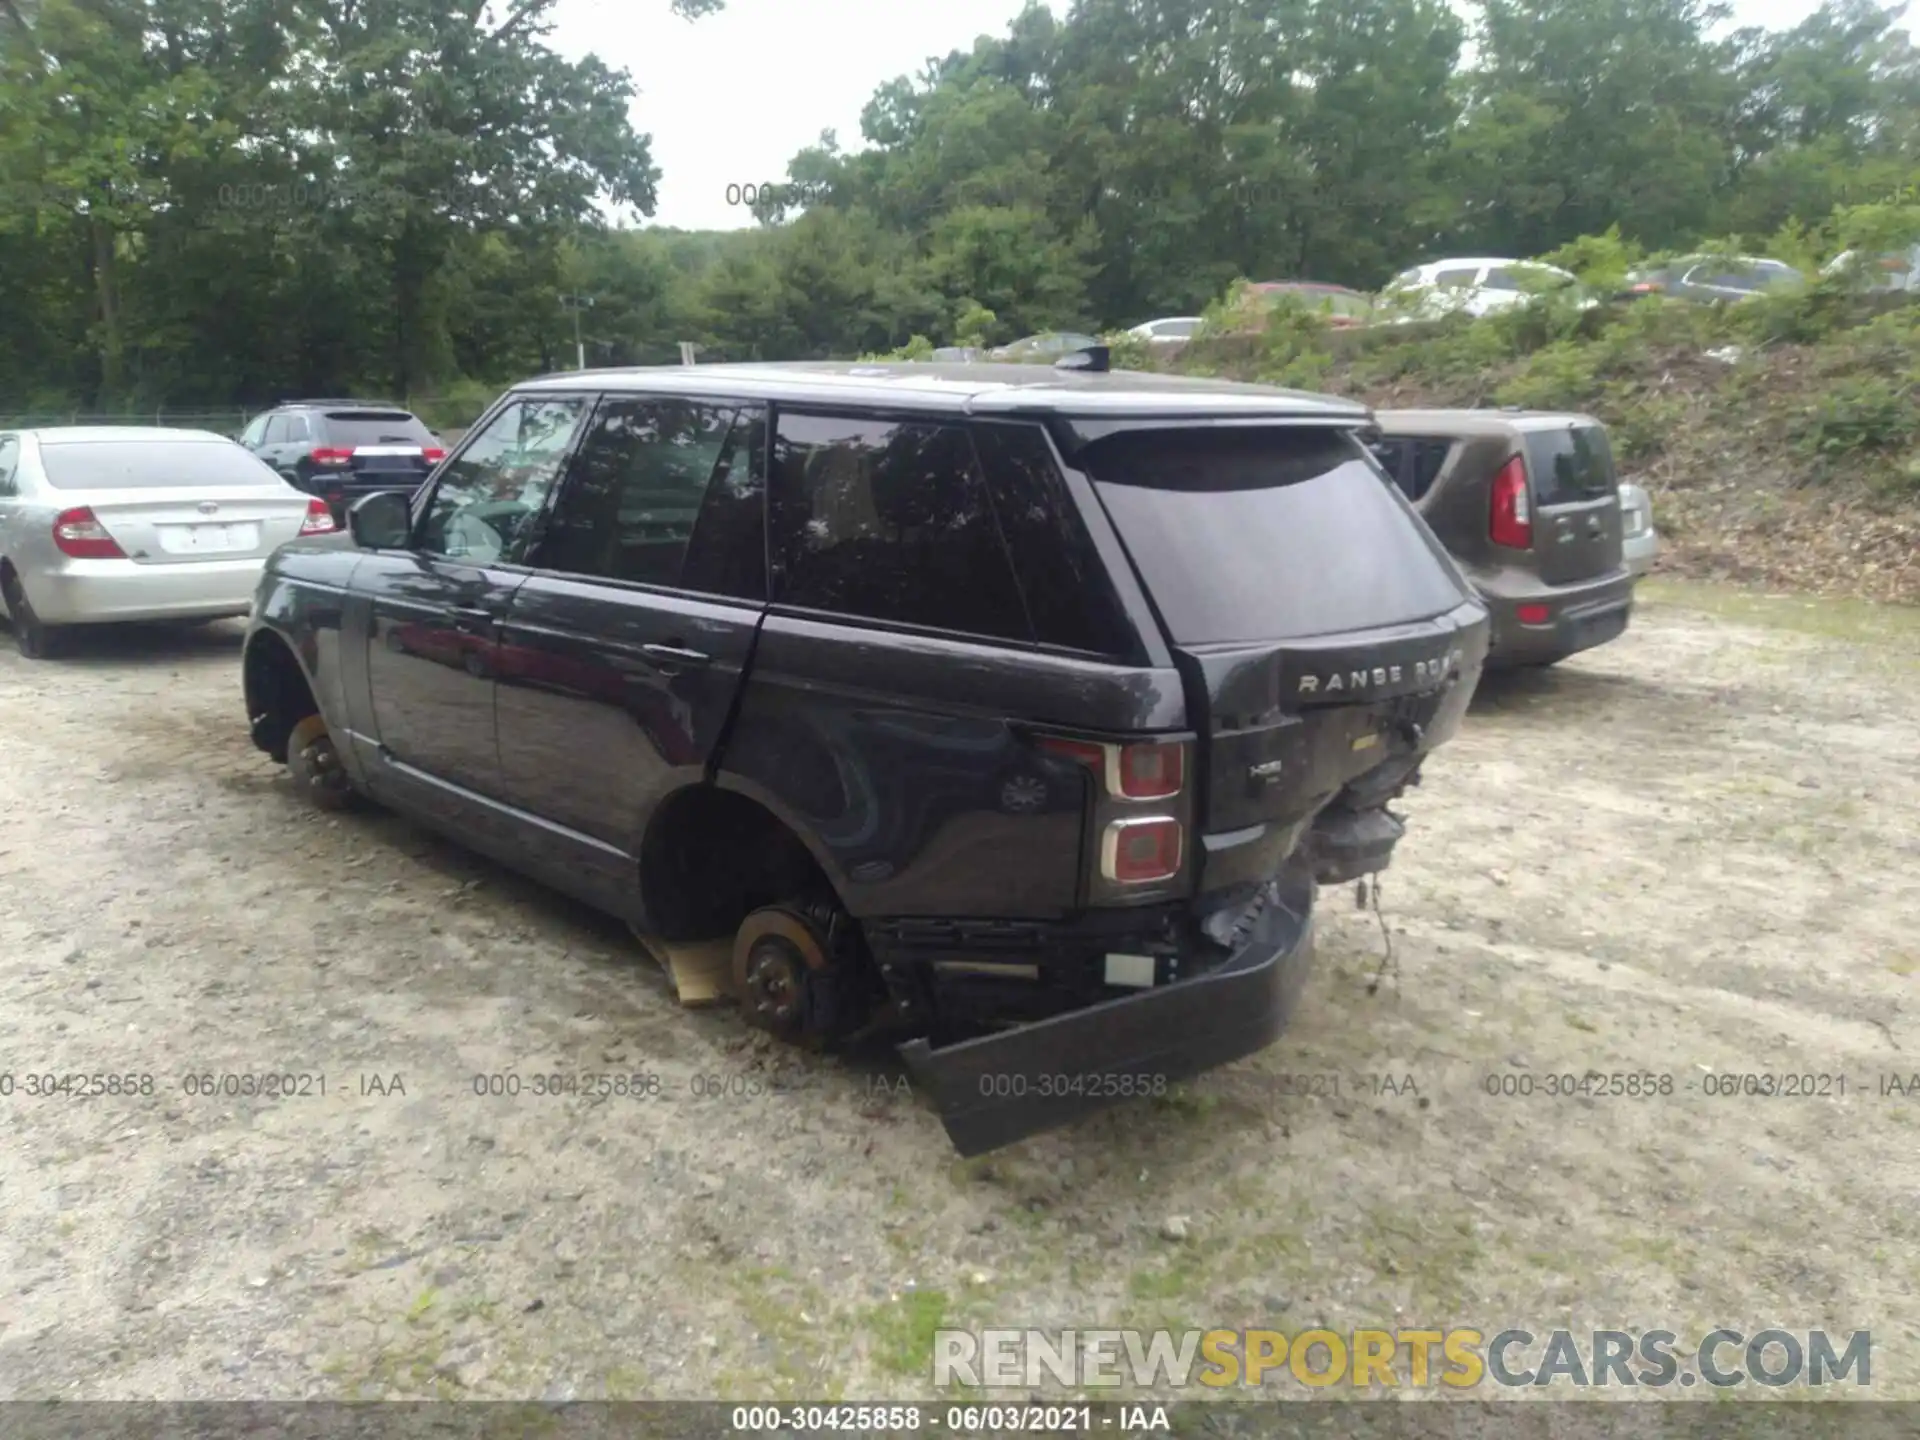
(349, 490, 412, 549)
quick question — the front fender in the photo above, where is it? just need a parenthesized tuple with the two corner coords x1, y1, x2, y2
(244, 548, 365, 775)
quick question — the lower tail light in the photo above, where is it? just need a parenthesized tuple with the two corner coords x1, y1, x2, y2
(299, 498, 338, 535)
(310, 447, 355, 466)
(1489, 456, 1533, 549)
(1515, 603, 1551, 625)
(1101, 817, 1184, 884)
(51, 506, 127, 559)
(422, 447, 446, 463)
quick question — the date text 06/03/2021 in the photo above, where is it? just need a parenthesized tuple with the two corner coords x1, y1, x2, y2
(726, 1404, 1173, 1433)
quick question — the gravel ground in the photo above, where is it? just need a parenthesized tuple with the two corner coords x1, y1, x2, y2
(2, 580, 1917, 1402)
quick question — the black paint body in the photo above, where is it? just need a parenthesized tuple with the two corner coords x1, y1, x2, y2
(243, 362, 1490, 1152)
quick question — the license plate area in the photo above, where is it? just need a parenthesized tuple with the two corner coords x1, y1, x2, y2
(156, 522, 260, 554)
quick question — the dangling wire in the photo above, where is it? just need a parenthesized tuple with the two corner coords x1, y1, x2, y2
(1360, 874, 1398, 997)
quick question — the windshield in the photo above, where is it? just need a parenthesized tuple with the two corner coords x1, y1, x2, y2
(322, 411, 436, 445)
(1085, 427, 1470, 645)
(1524, 424, 1617, 506)
(39, 439, 280, 489)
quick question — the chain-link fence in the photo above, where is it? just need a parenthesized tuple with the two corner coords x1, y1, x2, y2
(0, 410, 255, 433)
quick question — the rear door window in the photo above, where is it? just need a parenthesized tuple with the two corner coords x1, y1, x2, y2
(1434, 267, 1478, 288)
(322, 411, 435, 446)
(769, 412, 1030, 642)
(1085, 427, 1467, 645)
(0, 436, 17, 495)
(1524, 424, 1617, 506)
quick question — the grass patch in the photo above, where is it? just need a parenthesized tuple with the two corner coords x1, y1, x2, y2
(863, 1288, 951, 1377)
(1636, 579, 1920, 648)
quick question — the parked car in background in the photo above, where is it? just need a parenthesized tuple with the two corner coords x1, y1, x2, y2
(1820, 246, 1920, 293)
(0, 427, 335, 658)
(1618, 481, 1659, 577)
(1622, 255, 1804, 303)
(241, 359, 1489, 1154)
(238, 400, 446, 525)
(1244, 282, 1374, 328)
(1367, 409, 1633, 668)
(928, 346, 988, 361)
(1128, 317, 1205, 347)
(988, 332, 1102, 361)
(1380, 259, 1586, 322)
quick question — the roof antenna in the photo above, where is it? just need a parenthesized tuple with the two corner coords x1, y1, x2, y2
(1055, 344, 1110, 373)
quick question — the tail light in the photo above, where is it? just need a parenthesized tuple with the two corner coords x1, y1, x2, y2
(1036, 734, 1190, 889)
(1627, 281, 1663, 294)
(1489, 456, 1532, 549)
(422, 447, 446, 463)
(310, 447, 355, 466)
(299, 498, 337, 535)
(1515, 603, 1551, 625)
(51, 506, 127, 559)
(1101, 817, 1184, 884)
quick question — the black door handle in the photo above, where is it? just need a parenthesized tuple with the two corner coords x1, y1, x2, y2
(641, 643, 711, 668)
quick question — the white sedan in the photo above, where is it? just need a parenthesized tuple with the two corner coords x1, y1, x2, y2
(1128, 316, 1205, 346)
(0, 426, 336, 659)
(1380, 258, 1591, 321)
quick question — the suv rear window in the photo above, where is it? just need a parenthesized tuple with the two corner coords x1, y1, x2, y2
(1523, 424, 1616, 506)
(320, 411, 436, 446)
(1084, 427, 1467, 645)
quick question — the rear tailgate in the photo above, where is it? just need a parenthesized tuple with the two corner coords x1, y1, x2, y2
(1082, 425, 1488, 894)
(319, 410, 443, 502)
(1523, 421, 1625, 585)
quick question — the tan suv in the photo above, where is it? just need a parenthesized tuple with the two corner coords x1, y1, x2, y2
(1366, 409, 1634, 668)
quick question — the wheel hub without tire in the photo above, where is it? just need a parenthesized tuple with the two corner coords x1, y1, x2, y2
(731, 905, 866, 1046)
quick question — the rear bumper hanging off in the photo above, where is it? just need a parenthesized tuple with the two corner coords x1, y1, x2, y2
(899, 867, 1316, 1155)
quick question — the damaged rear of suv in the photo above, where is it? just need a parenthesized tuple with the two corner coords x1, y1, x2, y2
(895, 396, 1489, 1150)
(243, 357, 1487, 1156)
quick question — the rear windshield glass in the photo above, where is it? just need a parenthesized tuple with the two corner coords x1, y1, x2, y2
(1524, 424, 1616, 506)
(322, 411, 435, 445)
(39, 440, 277, 489)
(1085, 428, 1468, 645)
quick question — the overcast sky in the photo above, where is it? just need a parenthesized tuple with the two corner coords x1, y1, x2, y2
(544, 0, 1845, 232)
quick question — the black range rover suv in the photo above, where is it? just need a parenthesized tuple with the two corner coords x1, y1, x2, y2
(241, 360, 1490, 1153)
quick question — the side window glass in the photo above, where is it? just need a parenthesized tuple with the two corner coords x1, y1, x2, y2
(1408, 439, 1452, 499)
(539, 399, 736, 587)
(1434, 268, 1477, 289)
(972, 422, 1132, 655)
(1365, 437, 1408, 488)
(286, 413, 311, 442)
(770, 412, 1030, 642)
(0, 437, 17, 496)
(418, 397, 588, 563)
(263, 415, 291, 444)
(240, 416, 269, 447)
(680, 408, 767, 601)
(1483, 268, 1519, 291)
